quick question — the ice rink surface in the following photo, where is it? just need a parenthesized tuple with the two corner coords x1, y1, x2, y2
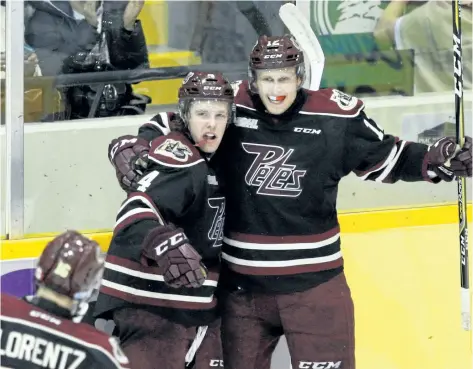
(271, 223, 473, 369)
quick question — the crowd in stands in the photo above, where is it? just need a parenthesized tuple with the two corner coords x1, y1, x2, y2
(1, 0, 472, 123)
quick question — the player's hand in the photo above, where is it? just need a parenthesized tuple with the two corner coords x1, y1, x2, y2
(108, 135, 149, 192)
(140, 224, 207, 288)
(426, 136, 472, 182)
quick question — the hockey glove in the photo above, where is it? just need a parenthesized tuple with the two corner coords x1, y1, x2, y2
(108, 135, 149, 192)
(141, 224, 208, 288)
(425, 136, 472, 182)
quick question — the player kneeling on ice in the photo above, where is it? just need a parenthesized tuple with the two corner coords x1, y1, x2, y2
(94, 72, 234, 369)
(106, 36, 472, 369)
(0, 230, 130, 369)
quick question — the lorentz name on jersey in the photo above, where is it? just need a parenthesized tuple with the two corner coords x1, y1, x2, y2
(0, 294, 130, 369)
(133, 85, 433, 295)
(95, 129, 225, 327)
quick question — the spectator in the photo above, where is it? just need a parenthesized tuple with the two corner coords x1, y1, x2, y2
(24, 1, 150, 120)
(1, 1, 63, 124)
(189, 1, 273, 63)
(1, 1, 41, 78)
(25, 0, 99, 76)
(374, 0, 472, 94)
(25, 0, 148, 76)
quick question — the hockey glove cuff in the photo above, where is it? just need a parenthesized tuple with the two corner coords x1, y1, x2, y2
(141, 224, 208, 288)
(108, 135, 150, 192)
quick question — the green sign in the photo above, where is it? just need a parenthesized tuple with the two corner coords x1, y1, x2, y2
(303, 0, 413, 95)
(309, 0, 389, 36)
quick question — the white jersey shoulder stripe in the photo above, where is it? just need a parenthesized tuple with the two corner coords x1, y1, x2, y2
(148, 156, 205, 168)
(236, 103, 256, 112)
(375, 141, 407, 183)
(299, 103, 365, 118)
(105, 261, 218, 287)
(117, 194, 163, 224)
(101, 279, 214, 303)
(221, 251, 342, 267)
(223, 233, 339, 251)
(143, 112, 171, 135)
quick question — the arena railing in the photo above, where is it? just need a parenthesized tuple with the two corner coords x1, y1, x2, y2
(22, 63, 249, 120)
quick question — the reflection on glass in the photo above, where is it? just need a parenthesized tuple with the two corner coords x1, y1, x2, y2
(23, 0, 150, 122)
(374, 0, 472, 94)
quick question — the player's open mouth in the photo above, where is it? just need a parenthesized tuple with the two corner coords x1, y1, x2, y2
(268, 95, 286, 104)
(203, 132, 217, 142)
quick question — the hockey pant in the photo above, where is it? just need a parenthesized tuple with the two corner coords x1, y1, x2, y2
(113, 308, 223, 369)
(221, 272, 355, 369)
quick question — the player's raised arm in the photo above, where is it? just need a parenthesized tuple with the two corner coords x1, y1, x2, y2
(107, 112, 176, 193)
(138, 111, 175, 141)
(343, 110, 472, 184)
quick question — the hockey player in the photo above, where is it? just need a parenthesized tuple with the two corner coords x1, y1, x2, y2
(0, 230, 130, 369)
(94, 72, 234, 369)
(105, 36, 472, 369)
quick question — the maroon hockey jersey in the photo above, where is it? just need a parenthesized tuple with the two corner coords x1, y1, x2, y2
(218, 81, 434, 293)
(132, 82, 434, 294)
(95, 131, 225, 327)
(0, 293, 130, 369)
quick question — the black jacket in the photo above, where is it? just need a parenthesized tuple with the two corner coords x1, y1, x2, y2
(25, 1, 148, 76)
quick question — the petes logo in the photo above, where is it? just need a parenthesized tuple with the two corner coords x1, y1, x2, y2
(208, 197, 225, 247)
(154, 139, 193, 162)
(243, 143, 306, 197)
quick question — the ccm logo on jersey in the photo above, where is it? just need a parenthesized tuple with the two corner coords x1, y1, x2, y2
(203, 86, 222, 91)
(154, 232, 187, 256)
(294, 127, 321, 135)
(154, 139, 193, 162)
(299, 361, 342, 369)
(264, 54, 282, 59)
(0, 330, 86, 369)
(209, 359, 224, 367)
(30, 310, 61, 326)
